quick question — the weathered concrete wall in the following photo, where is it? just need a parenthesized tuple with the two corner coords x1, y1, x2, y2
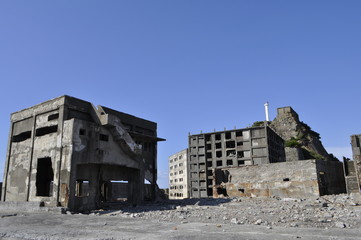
(343, 158, 360, 194)
(351, 135, 361, 192)
(315, 160, 346, 195)
(214, 160, 320, 198)
(213, 159, 347, 198)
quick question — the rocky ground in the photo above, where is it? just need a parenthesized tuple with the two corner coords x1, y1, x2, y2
(1, 194, 361, 239)
(100, 194, 361, 230)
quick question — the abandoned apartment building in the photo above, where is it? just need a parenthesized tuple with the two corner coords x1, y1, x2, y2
(168, 149, 188, 199)
(178, 106, 347, 199)
(1, 95, 164, 211)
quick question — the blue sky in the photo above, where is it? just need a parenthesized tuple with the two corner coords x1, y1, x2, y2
(0, 1, 360, 188)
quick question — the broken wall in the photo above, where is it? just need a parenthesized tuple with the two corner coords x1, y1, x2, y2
(343, 158, 360, 194)
(351, 135, 361, 192)
(316, 159, 346, 195)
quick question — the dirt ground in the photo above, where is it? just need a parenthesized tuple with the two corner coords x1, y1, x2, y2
(1, 194, 361, 240)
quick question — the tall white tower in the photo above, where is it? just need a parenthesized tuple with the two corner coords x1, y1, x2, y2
(264, 102, 269, 121)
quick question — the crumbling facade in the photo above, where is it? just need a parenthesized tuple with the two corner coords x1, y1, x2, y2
(1, 96, 164, 211)
(188, 126, 285, 198)
(168, 149, 188, 199)
(344, 135, 361, 194)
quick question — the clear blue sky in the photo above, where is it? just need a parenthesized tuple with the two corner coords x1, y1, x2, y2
(1, 1, 360, 188)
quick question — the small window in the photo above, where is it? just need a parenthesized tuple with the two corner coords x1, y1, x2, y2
(215, 134, 221, 141)
(12, 131, 32, 142)
(79, 129, 86, 136)
(76, 180, 90, 197)
(238, 160, 245, 165)
(283, 178, 290, 182)
(216, 160, 222, 167)
(48, 113, 59, 121)
(225, 132, 231, 139)
(35, 125, 58, 137)
(227, 159, 233, 166)
(99, 134, 109, 142)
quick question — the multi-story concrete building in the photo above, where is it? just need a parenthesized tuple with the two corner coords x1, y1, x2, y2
(168, 149, 188, 199)
(188, 125, 285, 198)
(1, 96, 164, 211)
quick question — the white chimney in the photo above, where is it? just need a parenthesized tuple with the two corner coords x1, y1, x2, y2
(264, 102, 269, 121)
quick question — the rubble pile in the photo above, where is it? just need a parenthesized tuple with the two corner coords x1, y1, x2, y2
(95, 194, 361, 229)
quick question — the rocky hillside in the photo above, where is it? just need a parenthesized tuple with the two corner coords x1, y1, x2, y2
(268, 107, 336, 161)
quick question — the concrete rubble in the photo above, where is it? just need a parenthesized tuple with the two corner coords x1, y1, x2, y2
(94, 194, 361, 229)
(1, 194, 361, 239)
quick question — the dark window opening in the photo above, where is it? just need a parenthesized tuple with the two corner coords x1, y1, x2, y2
(226, 159, 233, 166)
(36, 157, 54, 197)
(216, 142, 222, 149)
(99, 134, 109, 141)
(237, 142, 243, 146)
(226, 150, 236, 157)
(216, 151, 222, 158)
(237, 151, 244, 158)
(238, 188, 245, 193)
(79, 129, 86, 136)
(225, 132, 231, 139)
(12, 131, 32, 142)
(216, 160, 222, 167)
(48, 113, 59, 121)
(35, 125, 58, 137)
(226, 141, 235, 148)
(206, 152, 212, 158)
(206, 144, 212, 149)
(216, 187, 228, 197)
(238, 160, 245, 165)
(236, 131, 243, 137)
(76, 180, 90, 197)
(283, 178, 290, 182)
(205, 135, 211, 142)
(215, 134, 221, 141)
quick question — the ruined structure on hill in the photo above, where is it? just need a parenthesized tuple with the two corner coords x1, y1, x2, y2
(270, 106, 333, 162)
(182, 106, 346, 199)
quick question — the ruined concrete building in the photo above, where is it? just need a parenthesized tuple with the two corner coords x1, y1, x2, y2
(168, 149, 188, 199)
(188, 126, 286, 198)
(1, 96, 164, 211)
(183, 106, 347, 199)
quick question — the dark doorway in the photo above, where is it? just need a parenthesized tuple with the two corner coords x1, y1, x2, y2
(36, 157, 54, 196)
(318, 172, 328, 196)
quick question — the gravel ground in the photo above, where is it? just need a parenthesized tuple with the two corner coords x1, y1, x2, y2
(1, 194, 361, 240)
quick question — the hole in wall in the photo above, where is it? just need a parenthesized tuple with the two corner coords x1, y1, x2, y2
(35, 125, 58, 136)
(12, 131, 32, 142)
(48, 113, 59, 121)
